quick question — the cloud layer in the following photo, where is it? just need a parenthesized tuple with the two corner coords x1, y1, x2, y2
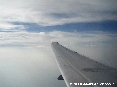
(0, 31, 117, 68)
(0, 30, 117, 86)
(0, 0, 117, 30)
(0, 31, 116, 47)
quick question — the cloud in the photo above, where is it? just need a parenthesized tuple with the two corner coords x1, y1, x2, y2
(0, 46, 67, 87)
(0, 30, 117, 86)
(0, 0, 117, 30)
(1, 30, 117, 61)
(0, 22, 26, 31)
(0, 31, 116, 46)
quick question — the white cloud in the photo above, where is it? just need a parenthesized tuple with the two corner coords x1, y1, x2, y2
(0, 46, 66, 87)
(0, 22, 26, 31)
(0, 30, 117, 86)
(1, 31, 117, 70)
(0, 31, 116, 48)
(0, 0, 117, 30)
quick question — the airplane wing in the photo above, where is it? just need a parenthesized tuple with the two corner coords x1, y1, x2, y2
(51, 42, 117, 87)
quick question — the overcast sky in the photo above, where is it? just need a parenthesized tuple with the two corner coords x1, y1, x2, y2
(0, 0, 117, 87)
(0, 0, 117, 30)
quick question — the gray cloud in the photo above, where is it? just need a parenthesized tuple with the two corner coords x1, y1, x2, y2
(0, 0, 117, 29)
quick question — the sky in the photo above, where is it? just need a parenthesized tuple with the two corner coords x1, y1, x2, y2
(0, 0, 117, 87)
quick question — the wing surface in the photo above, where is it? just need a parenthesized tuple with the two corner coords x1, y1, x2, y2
(51, 42, 117, 87)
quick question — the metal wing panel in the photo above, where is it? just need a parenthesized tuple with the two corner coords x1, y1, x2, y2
(51, 42, 117, 87)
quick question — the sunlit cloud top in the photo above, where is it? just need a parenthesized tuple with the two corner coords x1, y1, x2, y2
(0, 0, 117, 30)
